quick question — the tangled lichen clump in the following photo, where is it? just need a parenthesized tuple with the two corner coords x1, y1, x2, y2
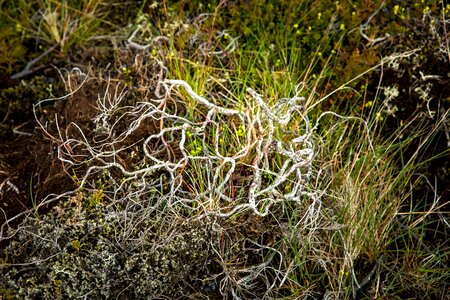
(0, 193, 216, 299)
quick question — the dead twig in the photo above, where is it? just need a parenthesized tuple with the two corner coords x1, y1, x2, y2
(10, 43, 59, 80)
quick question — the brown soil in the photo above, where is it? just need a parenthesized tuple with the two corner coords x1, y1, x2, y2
(0, 48, 164, 233)
(0, 62, 106, 230)
(0, 134, 75, 226)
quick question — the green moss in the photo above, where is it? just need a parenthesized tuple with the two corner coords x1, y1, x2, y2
(0, 76, 56, 138)
(0, 26, 27, 75)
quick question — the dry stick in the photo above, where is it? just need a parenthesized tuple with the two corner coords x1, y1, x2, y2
(442, 4, 450, 62)
(205, 0, 227, 59)
(353, 254, 384, 296)
(10, 44, 59, 80)
(358, 1, 388, 46)
(441, 107, 450, 147)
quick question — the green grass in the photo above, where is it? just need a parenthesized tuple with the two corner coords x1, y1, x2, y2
(0, 0, 449, 299)
(1, 0, 111, 52)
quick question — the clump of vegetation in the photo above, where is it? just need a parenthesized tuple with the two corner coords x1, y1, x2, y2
(0, 1, 449, 299)
(0, 191, 216, 299)
(1, 0, 114, 54)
